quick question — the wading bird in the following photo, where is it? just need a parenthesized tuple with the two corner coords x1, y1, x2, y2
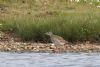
(45, 32, 69, 45)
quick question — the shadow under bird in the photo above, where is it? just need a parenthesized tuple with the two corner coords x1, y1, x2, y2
(45, 32, 69, 45)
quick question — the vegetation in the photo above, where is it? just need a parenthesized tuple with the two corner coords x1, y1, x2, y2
(0, 0, 100, 42)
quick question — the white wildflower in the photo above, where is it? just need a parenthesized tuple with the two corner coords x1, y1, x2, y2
(0, 24, 2, 26)
(97, 6, 100, 8)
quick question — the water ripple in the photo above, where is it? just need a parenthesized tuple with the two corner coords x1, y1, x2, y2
(0, 52, 100, 67)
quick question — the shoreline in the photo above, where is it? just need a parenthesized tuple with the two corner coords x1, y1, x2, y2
(0, 32, 100, 53)
(0, 41, 100, 53)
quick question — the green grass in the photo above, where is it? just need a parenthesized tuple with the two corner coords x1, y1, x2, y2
(0, 11, 100, 42)
(0, 0, 100, 42)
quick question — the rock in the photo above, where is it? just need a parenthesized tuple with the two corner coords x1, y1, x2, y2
(6, 48, 11, 51)
(50, 45, 56, 49)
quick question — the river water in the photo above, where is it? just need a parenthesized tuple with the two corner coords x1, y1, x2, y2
(0, 52, 100, 67)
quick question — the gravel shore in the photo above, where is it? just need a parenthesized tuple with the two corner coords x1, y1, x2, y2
(0, 32, 100, 53)
(0, 41, 100, 53)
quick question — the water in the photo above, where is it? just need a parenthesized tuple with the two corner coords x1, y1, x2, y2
(0, 52, 100, 67)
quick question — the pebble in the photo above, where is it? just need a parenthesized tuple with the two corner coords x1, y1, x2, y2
(0, 41, 100, 53)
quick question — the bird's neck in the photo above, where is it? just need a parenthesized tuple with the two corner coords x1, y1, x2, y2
(49, 34, 53, 37)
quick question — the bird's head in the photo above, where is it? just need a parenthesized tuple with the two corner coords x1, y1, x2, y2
(45, 32, 53, 36)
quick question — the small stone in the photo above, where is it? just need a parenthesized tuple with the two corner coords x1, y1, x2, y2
(7, 48, 11, 51)
(17, 49, 21, 51)
(50, 45, 56, 49)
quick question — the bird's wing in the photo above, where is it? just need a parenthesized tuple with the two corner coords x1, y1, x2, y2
(54, 35, 67, 43)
